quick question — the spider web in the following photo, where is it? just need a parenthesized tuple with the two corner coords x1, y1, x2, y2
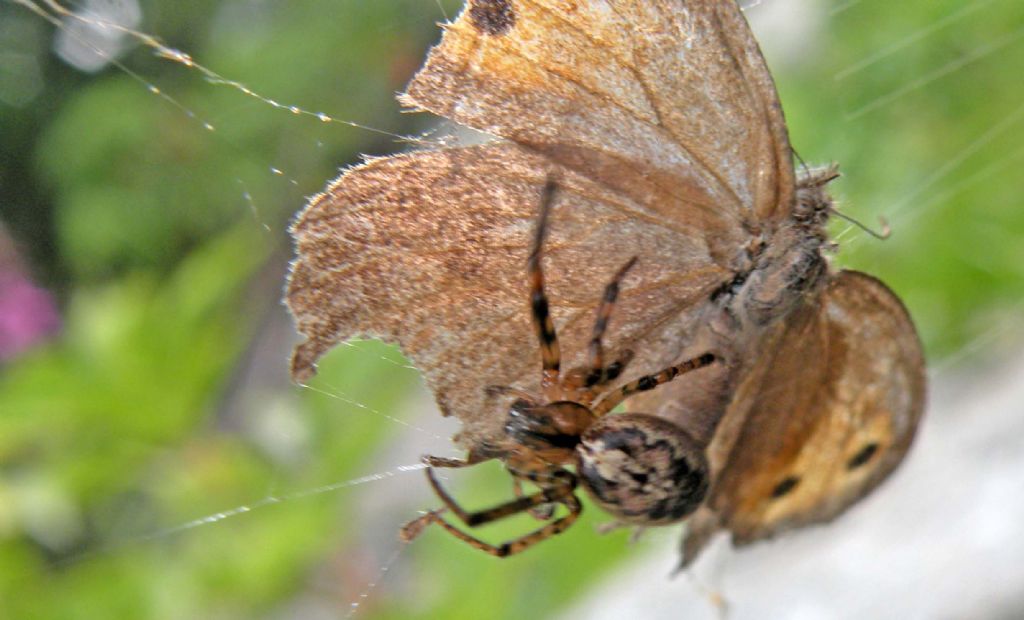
(2, 0, 1023, 618)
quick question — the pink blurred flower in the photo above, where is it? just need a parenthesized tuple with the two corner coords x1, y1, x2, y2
(0, 268, 61, 362)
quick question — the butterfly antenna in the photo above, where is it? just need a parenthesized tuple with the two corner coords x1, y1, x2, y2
(830, 208, 892, 240)
(792, 147, 811, 176)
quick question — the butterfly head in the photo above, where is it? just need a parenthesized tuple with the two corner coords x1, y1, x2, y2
(792, 164, 841, 232)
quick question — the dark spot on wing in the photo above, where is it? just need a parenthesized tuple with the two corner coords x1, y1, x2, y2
(847, 442, 879, 470)
(469, 0, 516, 36)
(770, 476, 801, 499)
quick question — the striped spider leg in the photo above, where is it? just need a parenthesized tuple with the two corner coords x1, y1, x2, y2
(400, 179, 717, 556)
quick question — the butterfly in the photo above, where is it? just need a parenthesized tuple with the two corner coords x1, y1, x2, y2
(285, 0, 926, 567)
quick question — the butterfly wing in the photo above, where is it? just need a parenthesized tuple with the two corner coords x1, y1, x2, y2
(663, 270, 927, 565)
(287, 143, 731, 441)
(404, 0, 795, 264)
(288, 0, 804, 439)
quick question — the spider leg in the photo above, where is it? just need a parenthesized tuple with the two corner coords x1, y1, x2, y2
(421, 447, 495, 469)
(529, 178, 562, 398)
(401, 464, 560, 544)
(424, 465, 573, 526)
(600, 348, 635, 384)
(513, 478, 555, 520)
(592, 352, 716, 416)
(583, 256, 638, 387)
(560, 349, 635, 406)
(405, 495, 583, 557)
(422, 456, 478, 468)
(399, 508, 445, 542)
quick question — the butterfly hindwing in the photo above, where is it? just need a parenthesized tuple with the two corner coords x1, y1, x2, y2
(671, 270, 926, 564)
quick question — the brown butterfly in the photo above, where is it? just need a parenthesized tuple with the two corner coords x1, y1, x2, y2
(285, 0, 925, 567)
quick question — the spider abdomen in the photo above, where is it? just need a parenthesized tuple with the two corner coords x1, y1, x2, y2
(576, 413, 709, 525)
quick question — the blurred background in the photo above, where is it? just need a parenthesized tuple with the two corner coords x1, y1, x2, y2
(0, 0, 1022, 618)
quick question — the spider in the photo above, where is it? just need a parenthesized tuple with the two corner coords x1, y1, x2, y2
(400, 179, 717, 557)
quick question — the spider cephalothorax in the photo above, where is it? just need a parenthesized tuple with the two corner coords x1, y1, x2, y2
(400, 179, 717, 556)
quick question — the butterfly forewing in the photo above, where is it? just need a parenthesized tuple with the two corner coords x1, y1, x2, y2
(403, 0, 795, 255)
(287, 143, 729, 441)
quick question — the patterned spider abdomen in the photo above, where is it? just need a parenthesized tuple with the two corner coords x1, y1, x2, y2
(576, 413, 709, 526)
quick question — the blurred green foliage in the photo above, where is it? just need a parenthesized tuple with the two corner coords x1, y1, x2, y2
(0, 0, 1021, 618)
